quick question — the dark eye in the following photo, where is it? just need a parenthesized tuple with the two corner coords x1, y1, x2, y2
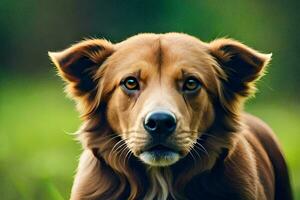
(122, 76, 140, 91)
(182, 77, 201, 92)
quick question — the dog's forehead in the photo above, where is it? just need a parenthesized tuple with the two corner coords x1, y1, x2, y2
(110, 33, 212, 70)
(116, 33, 208, 54)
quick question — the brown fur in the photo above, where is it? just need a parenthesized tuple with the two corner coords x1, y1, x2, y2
(49, 33, 293, 200)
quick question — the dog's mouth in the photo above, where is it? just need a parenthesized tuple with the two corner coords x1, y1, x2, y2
(146, 144, 174, 153)
(138, 144, 180, 166)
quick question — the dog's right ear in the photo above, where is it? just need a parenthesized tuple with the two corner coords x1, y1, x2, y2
(209, 39, 271, 97)
(49, 39, 114, 97)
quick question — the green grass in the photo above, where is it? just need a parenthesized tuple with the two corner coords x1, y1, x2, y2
(0, 77, 80, 199)
(0, 77, 299, 199)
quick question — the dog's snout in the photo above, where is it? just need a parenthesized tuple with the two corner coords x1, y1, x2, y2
(143, 111, 177, 137)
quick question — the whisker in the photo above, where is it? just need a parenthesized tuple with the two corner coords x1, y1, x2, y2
(102, 134, 122, 145)
(109, 138, 127, 159)
(115, 141, 128, 153)
(191, 145, 202, 161)
(107, 138, 135, 166)
(119, 145, 129, 158)
(124, 148, 133, 166)
(187, 146, 197, 167)
(116, 140, 134, 166)
(194, 142, 209, 158)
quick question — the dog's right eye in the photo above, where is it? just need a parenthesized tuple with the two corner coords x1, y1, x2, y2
(182, 77, 202, 93)
(121, 76, 140, 91)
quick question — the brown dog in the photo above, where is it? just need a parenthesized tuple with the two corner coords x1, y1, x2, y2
(49, 33, 293, 200)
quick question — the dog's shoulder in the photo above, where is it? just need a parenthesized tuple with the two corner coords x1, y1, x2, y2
(242, 113, 277, 144)
(242, 113, 285, 162)
(242, 113, 293, 200)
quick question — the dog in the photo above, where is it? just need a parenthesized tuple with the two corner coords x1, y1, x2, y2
(49, 33, 293, 200)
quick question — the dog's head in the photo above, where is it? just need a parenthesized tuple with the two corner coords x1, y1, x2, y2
(49, 33, 270, 168)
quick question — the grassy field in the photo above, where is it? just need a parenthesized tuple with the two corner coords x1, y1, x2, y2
(0, 76, 299, 199)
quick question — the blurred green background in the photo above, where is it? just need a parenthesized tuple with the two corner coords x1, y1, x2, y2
(0, 0, 299, 199)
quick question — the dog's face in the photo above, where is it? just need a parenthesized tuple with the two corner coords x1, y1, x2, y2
(103, 36, 218, 166)
(49, 33, 270, 167)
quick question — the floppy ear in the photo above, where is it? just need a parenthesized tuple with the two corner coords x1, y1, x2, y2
(209, 39, 271, 96)
(49, 39, 114, 97)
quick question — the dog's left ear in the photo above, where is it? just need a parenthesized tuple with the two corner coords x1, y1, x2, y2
(209, 39, 271, 96)
(49, 39, 114, 97)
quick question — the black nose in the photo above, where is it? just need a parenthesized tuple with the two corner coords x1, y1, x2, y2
(143, 111, 177, 138)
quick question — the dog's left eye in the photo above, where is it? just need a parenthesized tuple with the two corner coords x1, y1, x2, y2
(182, 77, 201, 92)
(121, 76, 140, 91)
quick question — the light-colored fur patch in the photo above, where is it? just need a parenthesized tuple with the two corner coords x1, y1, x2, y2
(144, 167, 174, 200)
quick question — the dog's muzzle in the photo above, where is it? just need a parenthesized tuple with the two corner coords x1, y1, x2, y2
(139, 110, 180, 166)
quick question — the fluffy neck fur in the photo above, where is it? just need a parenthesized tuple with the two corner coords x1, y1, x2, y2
(144, 167, 173, 200)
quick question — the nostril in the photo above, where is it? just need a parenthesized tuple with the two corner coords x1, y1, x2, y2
(145, 119, 157, 130)
(165, 118, 176, 131)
